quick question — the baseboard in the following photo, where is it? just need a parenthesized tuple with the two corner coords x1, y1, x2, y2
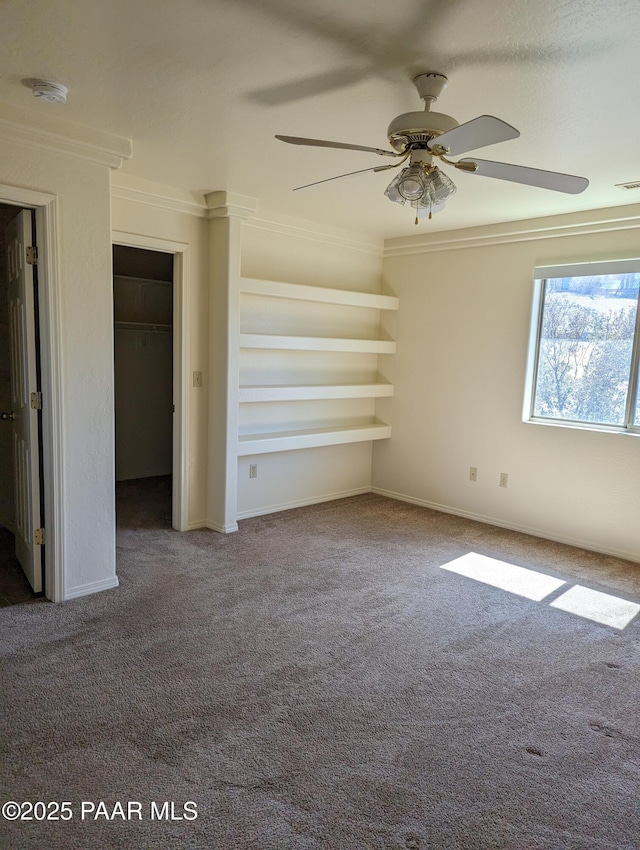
(236, 486, 371, 521)
(205, 520, 239, 534)
(64, 575, 120, 601)
(371, 486, 640, 564)
(188, 519, 207, 530)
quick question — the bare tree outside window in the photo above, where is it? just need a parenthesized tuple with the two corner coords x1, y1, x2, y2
(531, 272, 640, 430)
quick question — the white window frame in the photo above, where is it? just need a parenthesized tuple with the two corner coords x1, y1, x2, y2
(523, 258, 640, 436)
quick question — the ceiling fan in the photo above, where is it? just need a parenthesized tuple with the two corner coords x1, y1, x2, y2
(276, 72, 589, 222)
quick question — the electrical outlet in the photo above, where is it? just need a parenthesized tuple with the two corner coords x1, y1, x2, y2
(469, 467, 478, 482)
(249, 463, 257, 479)
(192, 371, 203, 388)
(499, 472, 509, 488)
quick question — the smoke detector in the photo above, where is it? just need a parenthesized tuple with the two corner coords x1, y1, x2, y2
(31, 80, 68, 103)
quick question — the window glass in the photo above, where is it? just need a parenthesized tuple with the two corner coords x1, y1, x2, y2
(533, 273, 640, 427)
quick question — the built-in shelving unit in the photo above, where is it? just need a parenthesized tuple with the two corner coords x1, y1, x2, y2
(237, 277, 398, 455)
(239, 333, 396, 354)
(238, 422, 392, 456)
(238, 382, 394, 403)
(240, 278, 399, 311)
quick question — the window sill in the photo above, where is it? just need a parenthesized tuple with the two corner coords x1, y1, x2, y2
(524, 417, 640, 437)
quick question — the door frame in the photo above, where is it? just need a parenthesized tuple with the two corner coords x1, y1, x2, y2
(0, 185, 64, 601)
(112, 231, 190, 531)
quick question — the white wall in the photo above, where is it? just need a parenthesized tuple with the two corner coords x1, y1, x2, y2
(374, 206, 640, 562)
(237, 212, 384, 518)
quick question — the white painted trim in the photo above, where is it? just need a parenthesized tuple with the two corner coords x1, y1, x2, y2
(371, 486, 640, 565)
(112, 180, 383, 254)
(522, 278, 544, 424)
(206, 191, 258, 220)
(111, 231, 190, 531)
(383, 203, 640, 256)
(245, 214, 383, 256)
(0, 103, 131, 170)
(35, 200, 65, 602)
(205, 520, 239, 533)
(187, 519, 207, 530)
(236, 486, 371, 521)
(0, 185, 66, 602)
(204, 202, 250, 535)
(535, 257, 640, 279)
(110, 184, 207, 218)
(65, 575, 120, 600)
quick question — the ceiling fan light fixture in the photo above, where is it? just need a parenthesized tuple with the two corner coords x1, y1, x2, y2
(426, 166, 457, 205)
(397, 164, 429, 201)
(385, 164, 456, 217)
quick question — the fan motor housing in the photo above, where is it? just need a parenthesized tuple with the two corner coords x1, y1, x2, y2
(387, 110, 459, 152)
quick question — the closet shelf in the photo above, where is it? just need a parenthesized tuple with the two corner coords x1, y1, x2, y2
(237, 421, 392, 456)
(115, 321, 172, 333)
(240, 333, 396, 354)
(240, 278, 399, 311)
(238, 383, 394, 403)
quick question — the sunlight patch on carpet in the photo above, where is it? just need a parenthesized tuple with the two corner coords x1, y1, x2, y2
(439, 552, 566, 601)
(550, 585, 640, 630)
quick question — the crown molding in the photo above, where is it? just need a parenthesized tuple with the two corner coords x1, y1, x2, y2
(110, 176, 382, 252)
(111, 181, 208, 217)
(205, 190, 258, 219)
(0, 101, 132, 169)
(383, 203, 640, 257)
(245, 213, 383, 256)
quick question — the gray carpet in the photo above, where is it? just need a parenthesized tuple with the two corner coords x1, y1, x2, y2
(1, 488, 639, 849)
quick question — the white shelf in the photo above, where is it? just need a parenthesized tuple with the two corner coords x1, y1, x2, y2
(114, 275, 172, 286)
(237, 421, 392, 456)
(115, 321, 172, 333)
(240, 334, 396, 354)
(241, 278, 399, 311)
(236, 276, 396, 459)
(238, 383, 394, 403)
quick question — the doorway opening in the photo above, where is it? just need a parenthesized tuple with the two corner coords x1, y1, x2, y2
(113, 245, 175, 530)
(0, 203, 45, 606)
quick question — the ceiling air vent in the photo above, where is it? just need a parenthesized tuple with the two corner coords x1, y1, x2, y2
(615, 180, 640, 190)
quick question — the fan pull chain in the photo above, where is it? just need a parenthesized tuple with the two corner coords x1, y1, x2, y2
(414, 200, 419, 226)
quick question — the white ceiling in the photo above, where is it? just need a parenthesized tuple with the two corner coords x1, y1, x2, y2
(2, 0, 640, 239)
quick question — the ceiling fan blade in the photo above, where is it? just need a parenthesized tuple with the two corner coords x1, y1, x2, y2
(430, 115, 520, 156)
(276, 135, 400, 158)
(293, 163, 398, 191)
(459, 158, 589, 194)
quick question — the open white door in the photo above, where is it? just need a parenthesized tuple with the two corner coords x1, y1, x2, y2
(4, 210, 42, 593)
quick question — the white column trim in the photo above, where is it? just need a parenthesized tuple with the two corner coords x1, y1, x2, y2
(204, 191, 257, 532)
(206, 191, 258, 220)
